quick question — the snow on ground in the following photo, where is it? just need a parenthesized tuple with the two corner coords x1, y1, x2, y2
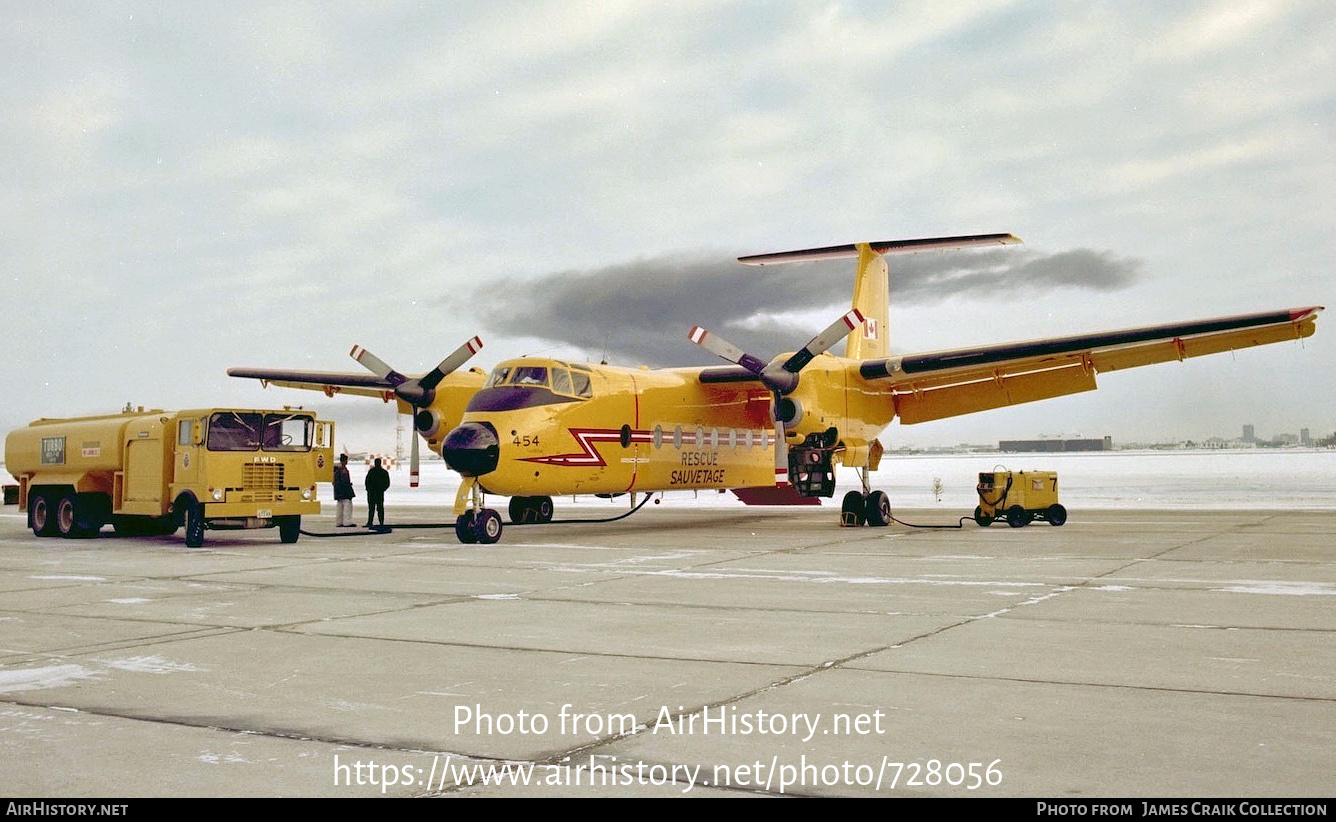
(354, 449, 1335, 513)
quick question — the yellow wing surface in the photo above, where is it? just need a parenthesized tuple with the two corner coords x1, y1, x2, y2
(855, 306, 1322, 424)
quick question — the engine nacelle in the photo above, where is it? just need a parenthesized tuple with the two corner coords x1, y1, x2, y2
(414, 409, 444, 439)
(774, 397, 803, 431)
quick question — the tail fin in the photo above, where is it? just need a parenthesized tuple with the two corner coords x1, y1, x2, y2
(848, 243, 889, 360)
(738, 233, 1021, 361)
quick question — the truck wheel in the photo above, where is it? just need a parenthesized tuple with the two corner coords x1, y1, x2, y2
(56, 494, 96, 538)
(1006, 505, 1030, 528)
(864, 490, 891, 527)
(183, 501, 205, 548)
(1046, 504, 1068, 526)
(30, 493, 56, 537)
(56, 494, 78, 537)
(278, 515, 301, 544)
(973, 506, 994, 527)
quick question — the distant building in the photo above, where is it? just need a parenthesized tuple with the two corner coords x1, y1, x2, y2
(1242, 424, 1256, 443)
(1301, 428, 1312, 446)
(999, 436, 1112, 452)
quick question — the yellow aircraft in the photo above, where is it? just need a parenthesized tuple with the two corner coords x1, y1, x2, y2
(230, 233, 1322, 545)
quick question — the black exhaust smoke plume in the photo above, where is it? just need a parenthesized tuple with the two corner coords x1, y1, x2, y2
(466, 247, 1140, 365)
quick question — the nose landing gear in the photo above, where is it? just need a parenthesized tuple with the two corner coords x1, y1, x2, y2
(454, 478, 504, 544)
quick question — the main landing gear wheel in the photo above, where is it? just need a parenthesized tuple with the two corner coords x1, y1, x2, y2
(863, 490, 891, 527)
(840, 490, 866, 526)
(839, 489, 891, 527)
(508, 495, 554, 524)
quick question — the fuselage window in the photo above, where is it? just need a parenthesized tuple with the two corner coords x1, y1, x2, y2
(571, 371, 592, 398)
(673, 425, 683, 449)
(652, 425, 663, 449)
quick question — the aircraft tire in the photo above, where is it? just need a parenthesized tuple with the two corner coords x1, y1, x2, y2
(508, 496, 529, 524)
(534, 496, 554, 523)
(474, 509, 503, 544)
(864, 490, 891, 527)
(1006, 506, 1030, 528)
(455, 512, 479, 544)
(1046, 504, 1068, 527)
(840, 491, 866, 527)
(973, 506, 995, 527)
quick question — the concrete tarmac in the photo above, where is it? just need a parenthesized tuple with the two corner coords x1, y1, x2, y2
(0, 503, 1332, 797)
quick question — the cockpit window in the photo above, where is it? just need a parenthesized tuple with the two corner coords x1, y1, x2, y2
(550, 368, 572, 396)
(571, 371, 592, 398)
(511, 366, 548, 386)
(485, 367, 512, 388)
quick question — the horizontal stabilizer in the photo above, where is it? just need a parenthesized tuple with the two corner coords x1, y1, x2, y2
(739, 233, 1020, 265)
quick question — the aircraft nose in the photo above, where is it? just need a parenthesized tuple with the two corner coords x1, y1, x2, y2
(443, 422, 500, 476)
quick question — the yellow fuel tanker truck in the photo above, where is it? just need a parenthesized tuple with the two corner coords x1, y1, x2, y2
(5, 407, 334, 547)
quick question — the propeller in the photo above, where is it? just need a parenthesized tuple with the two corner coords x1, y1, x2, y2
(350, 336, 483, 486)
(688, 309, 862, 483)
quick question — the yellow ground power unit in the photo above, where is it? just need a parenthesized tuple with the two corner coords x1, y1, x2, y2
(974, 469, 1067, 528)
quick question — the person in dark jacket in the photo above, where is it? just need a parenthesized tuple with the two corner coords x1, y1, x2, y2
(332, 454, 355, 527)
(365, 458, 391, 527)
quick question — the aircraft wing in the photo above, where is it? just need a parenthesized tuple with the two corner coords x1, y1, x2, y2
(226, 367, 397, 401)
(857, 306, 1323, 424)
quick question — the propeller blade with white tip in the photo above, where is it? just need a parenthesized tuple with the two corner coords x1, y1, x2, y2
(417, 336, 484, 391)
(410, 427, 420, 488)
(782, 309, 864, 373)
(350, 346, 408, 386)
(687, 326, 768, 374)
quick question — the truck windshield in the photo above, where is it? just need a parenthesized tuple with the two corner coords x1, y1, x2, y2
(207, 412, 315, 452)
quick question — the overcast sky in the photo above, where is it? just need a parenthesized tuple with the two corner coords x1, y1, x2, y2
(3, 1, 1333, 455)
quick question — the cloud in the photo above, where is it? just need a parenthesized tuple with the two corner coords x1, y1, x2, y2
(466, 246, 1140, 365)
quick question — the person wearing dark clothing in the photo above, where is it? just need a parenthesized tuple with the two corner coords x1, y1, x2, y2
(365, 458, 391, 527)
(332, 454, 355, 527)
